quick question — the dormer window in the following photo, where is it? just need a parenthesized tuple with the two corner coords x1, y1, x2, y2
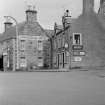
(73, 33, 82, 45)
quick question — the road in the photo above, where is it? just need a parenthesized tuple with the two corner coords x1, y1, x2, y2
(0, 70, 105, 105)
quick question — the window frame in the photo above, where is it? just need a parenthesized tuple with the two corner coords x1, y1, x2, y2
(38, 40, 43, 50)
(73, 33, 82, 45)
(20, 57, 27, 67)
(20, 39, 26, 50)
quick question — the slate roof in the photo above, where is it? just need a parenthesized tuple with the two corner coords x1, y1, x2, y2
(45, 29, 54, 38)
(0, 21, 49, 42)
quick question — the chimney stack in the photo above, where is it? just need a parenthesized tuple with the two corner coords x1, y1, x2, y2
(26, 5, 37, 23)
(4, 18, 13, 32)
(83, 0, 94, 14)
(100, 0, 105, 4)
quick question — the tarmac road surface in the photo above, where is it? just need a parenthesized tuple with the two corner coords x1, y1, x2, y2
(0, 70, 105, 105)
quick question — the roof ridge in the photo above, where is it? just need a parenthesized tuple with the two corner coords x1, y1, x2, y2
(0, 21, 49, 41)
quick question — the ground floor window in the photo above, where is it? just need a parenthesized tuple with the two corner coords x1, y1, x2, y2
(38, 59, 43, 67)
(53, 55, 57, 68)
(20, 57, 27, 67)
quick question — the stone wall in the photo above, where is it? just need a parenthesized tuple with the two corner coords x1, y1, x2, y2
(70, 12, 105, 69)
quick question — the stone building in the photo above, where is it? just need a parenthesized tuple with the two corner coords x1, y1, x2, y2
(44, 30, 54, 69)
(52, 10, 71, 69)
(70, 0, 105, 69)
(52, 0, 105, 69)
(0, 6, 51, 71)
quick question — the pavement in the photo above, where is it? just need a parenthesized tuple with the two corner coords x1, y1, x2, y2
(1, 68, 105, 79)
(26, 68, 105, 78)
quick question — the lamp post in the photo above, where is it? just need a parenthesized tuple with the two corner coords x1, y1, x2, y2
(63, 10, 72, 70)
(4, 16, 19, 71)
(64, 42, 71, 69)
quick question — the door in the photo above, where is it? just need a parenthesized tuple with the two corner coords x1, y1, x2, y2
(57, 54, 59, 68)
(63, 53, 65, 68)
(0, 55, 3, 71)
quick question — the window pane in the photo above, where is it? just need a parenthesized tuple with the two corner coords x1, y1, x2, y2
(20, 58, 26, 67)
(20, 40, 25, 50)
(38, 40, 43, 50)
(75, 34, 80, 44)
(73, 33, 82, 45)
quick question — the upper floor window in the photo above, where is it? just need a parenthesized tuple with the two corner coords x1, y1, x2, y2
(53, 39, 56, 49)
(38, 40, 43, 50)
(20, 40, 25, 50)
(20, 50, 25, 57)
(73, 33, 82, 45)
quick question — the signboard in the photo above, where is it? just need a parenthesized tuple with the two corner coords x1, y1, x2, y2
(73, 51, 85, 56)
(73, 51, 80, 56)
(80, 51, 85, 56)
(74, 57, 82, 62)
(72, 45, 83, 50)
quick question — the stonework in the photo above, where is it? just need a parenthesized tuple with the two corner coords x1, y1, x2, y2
(0, 7, 52, 71)
(18, 35, 46, 69)
(52, 11, 71, 69)
(69, 0, 105, 69)
(1, 0, 105, 71)
(52, 0, 105, 69)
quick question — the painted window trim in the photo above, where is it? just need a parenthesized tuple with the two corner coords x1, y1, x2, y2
(73, 33, 82, 45)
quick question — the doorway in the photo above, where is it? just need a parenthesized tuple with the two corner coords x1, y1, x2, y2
(0, 55, 3, 71)
(63, 53, 65, 68)
(57, 54, 59, 68)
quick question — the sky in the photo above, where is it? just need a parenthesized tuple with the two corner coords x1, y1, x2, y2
(0, 0, 100, 33)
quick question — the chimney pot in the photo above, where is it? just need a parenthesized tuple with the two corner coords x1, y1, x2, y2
(4, 21, 13, 32)
(26, 5, 37, 23)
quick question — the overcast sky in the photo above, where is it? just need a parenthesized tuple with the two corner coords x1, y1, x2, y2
(0, 0, 100, 33)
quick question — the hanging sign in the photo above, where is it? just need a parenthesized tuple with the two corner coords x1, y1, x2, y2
(73, 51, 85, 56)
(74, 57, 82, 62)
(72, 45, 83, 50)
(80, 51, 85, 56)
